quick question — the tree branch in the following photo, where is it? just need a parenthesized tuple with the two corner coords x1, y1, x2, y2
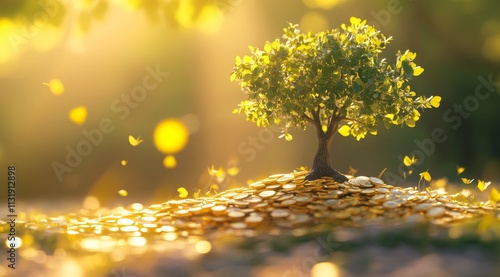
(303, 113, 314, 123)
(311, 106, 324, 137)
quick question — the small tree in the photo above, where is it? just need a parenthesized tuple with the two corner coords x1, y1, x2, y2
(231, 17, 441, 182)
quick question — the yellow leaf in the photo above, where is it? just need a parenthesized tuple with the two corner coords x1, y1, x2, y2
(405, 118, 415, 127)
(163, 155, 177, 168)
(264, 42, 272, 53)
(338, 125, 350, 136)
(177, 187, 188, 198)
(210, 184, 219, 191)
(413, 66, 424, 76)
(456, 166, 465, 175)
(69, 106, 87, 125)
(129, 135, 143, 146)
(430, 96, 441, 108)
(477, 180, 491, 192)
(44, 79, 64, 95)
(284, 133, 293, 141)
(420, 171, 431, 182)
(227, 166, 239, 176)
(403, 156, 417, 166)
(350, 17, 361, 25)
(118, 190, 128, 197)
(461, 178, 474, 185)
(193, 189, 201, 199)
(489, 188, 500, 203)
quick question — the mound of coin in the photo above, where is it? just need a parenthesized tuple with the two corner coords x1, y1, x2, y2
(64, 170, 500, 240)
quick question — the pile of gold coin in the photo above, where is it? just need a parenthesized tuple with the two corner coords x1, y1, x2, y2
(63, 170, 500, 240)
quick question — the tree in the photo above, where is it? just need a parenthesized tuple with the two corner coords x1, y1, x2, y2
(231, 17, 441, 182)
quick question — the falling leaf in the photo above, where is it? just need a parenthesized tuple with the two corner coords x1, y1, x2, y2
(456, 166, 465, 175)
(403, 155, 418, 167)
(477, 180, 491, 192)
(210, 184, 219, 191)
(121, 160, 128, 166)
(177, 187, 188, 198)
(69, 106, 87, 125)
(193, 189, 201, 199)
(163, 155, 177, 168)
(420, 171, 431, 182)
(338, 125, 351, 136)
(430, 96, 441, 108)
(118, 190, 128, 197)
(348, 166, 358, 175)
(129, 135, 143, 146)
(461, 178, 474, 185)
(44, 79, 64, 95)
(227, 166, 239, 176)
(489, 188, 500, 203)
(205, 184, 219, 196)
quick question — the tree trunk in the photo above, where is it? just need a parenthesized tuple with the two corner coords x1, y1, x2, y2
(305, 121, 348, 183)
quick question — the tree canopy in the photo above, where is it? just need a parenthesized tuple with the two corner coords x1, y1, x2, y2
(231, 17, 441, 141)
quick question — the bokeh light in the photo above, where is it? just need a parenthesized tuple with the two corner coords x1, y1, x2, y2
(4, 236, 22, 249)
(310, 262, 340, 277)
(0, 19, 16, 64)
(300, 11, 329, 33)
(163, 154, 178, 168)
(482, 34, 500, 62)
(303, 0, 346, 9)
(194, 240, 212, 254)
(153, 118, 189, 154)
(69, 106, 88, 125)
(83, 196, 100, 210)
(118, 189, 128, 197)
(44, 79, 65, 95)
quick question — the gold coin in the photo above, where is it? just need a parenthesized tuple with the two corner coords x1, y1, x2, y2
(259, 190, 276, 198)
(375, 188, 389, 194)
(369, 177, 384, 186)
(280, 199, 297, 206)
(414, 203, 433, 211)
(361, 189, 375, 195)
(276, 174, 294, 183)
(426, 207, 446, 218)
(117, 218, 135, 225)
(249, 181, 266, 189)
(233, 193, 250, 200)
(232, 200, 250, 207)
(282, 183, 297, 191)
(332, 211, 351, 219)
(383, 201, 399, 209)
(276, 194, 294, 202)
(175, 209, 191, 217)
(271, 209, 290, 218)
(246, 196, 263, 203)
(245, 215, 264, 225)
(211, 205, 227, 214)
(295, 196, 311, 204)
(230, 222, 248, 229)
(228, 211, 245, 219)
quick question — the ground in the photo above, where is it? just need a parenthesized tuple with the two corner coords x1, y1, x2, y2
(1, 170, 500, 277)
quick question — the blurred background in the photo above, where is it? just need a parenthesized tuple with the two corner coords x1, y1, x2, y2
(0, 0, 499, 207)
